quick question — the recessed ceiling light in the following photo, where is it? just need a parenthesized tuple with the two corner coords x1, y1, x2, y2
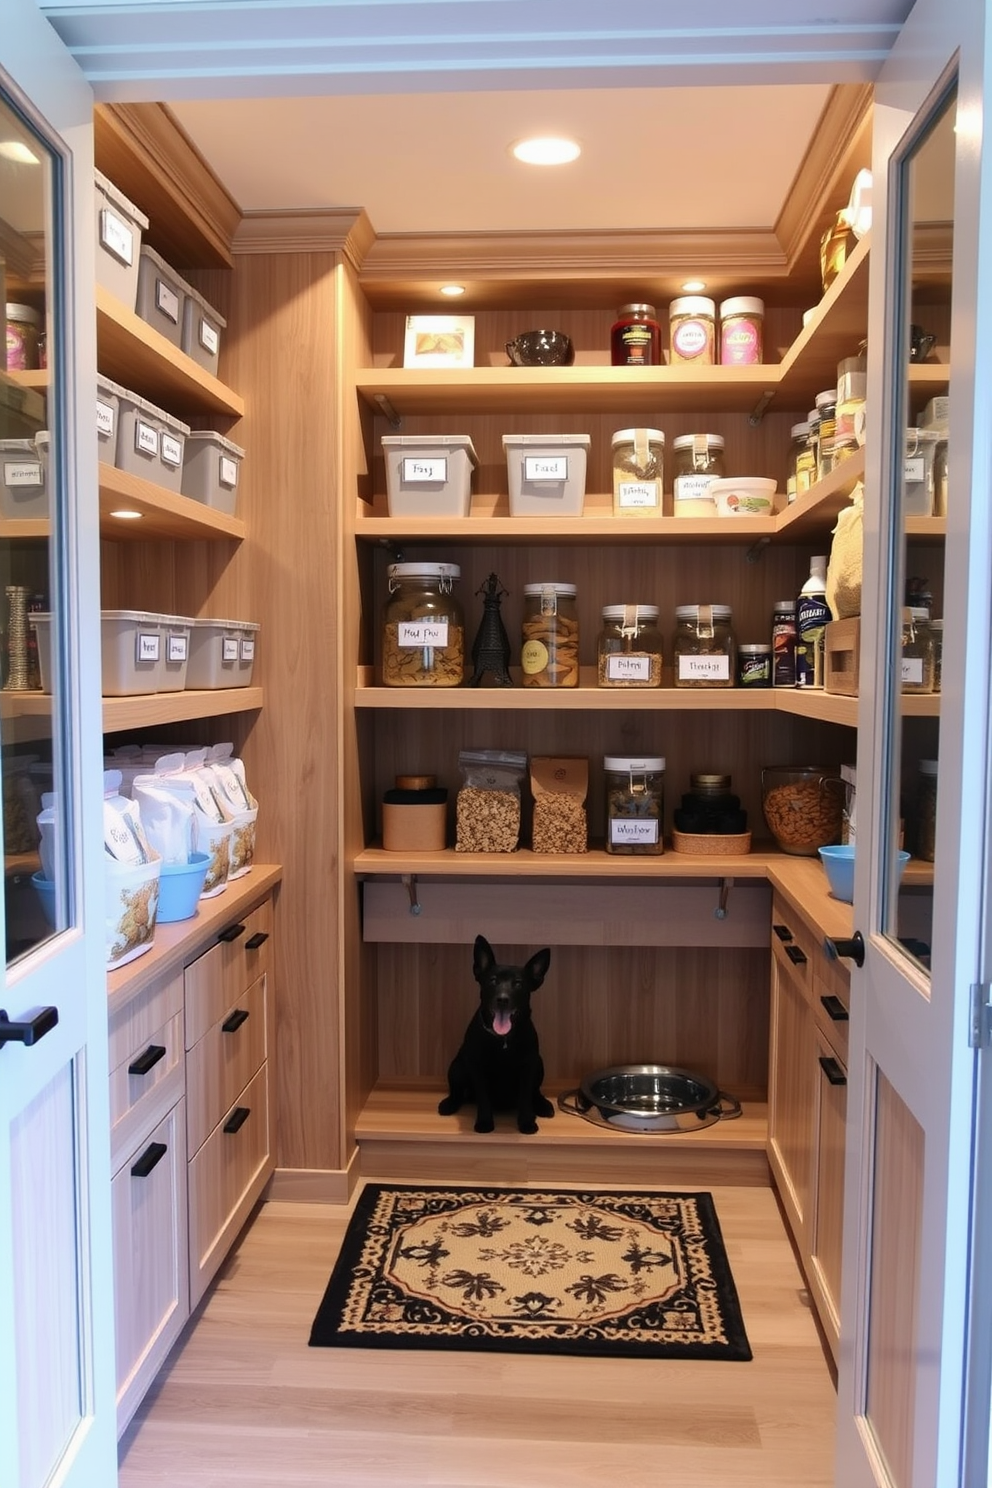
(681, 280, 707, 293)
(110, 509, 143, 520)
(511, 136, 581, 166)
(440, 284, 465, 297)
(0, 140, 40, 165)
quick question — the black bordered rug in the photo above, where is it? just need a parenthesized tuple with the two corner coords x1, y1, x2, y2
(309, 1183, 751, 1361)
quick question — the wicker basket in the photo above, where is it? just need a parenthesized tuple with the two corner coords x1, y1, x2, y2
(671, 829, 752, 856)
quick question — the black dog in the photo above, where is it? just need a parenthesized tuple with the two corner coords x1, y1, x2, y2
(438, 935, 553, 1134)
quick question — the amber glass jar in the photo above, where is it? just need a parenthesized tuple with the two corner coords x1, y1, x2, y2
(382, 561, 464, 687)
(610, 304, 661, 367)
(521, 582, 579, 687)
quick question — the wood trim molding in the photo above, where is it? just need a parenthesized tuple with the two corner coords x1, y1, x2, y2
(774, 82, 874, 270)
(233, 208, 376, 270)
(266, 1160, 359, 1205)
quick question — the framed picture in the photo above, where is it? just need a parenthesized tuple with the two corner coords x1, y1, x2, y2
(403, 315, 475, 369)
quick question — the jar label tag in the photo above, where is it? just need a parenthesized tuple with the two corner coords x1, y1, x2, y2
(161, 433, 183, 468)
(219, 455, 239, 488)
(399, 620, 449, 648)
(402, 456, 447, 483)
(135, 629, 160, 665)
(678, 654, 729, 682)
(617, 480, 659, 509)
(135, 420, 159, 457)
(524, 455, 567, 482)
(99, 207, 134, 267)
(3, 460, 42, 488)
(608, 654, 651, 682)
(611, 819, 659, 845)
(155, 278, 180, 324)
(199, 319, 219, 355)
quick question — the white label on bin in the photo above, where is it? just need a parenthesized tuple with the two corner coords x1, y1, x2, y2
(135, 420, 159, 457)
(160, 433, 183, 468)
(219, 455, 239, 488)
(3, 460, 42, 488)
(607, 654, 652, 682)
(905, 455, 925, 483)
(902, 657, 924, 686)
(401, 456, 447, 484)
(167, 633, 188, 663)
(199, 318, 219, 356)
(99, 207, 134, 267)
(222, 637, 240, 662)
(678, 654, 730, 682)
(96, 398, 115, 438)
(617, 480, 659, 509)
(398, 620, 449, 648)
(524, 455, 568, 482)
(155, 278, 180, 323)
(240, 637, 255, 661)
(610, 818, 659, 846)
(136, 630, 160, 664)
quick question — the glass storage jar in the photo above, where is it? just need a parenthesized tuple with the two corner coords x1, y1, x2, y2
(814, 390, 837, 480)
(672, 433, 725, 516)
(382, 561, 464, 687)
(521, 582, 579, 688)
(673, 773, 748, 835)
(930, 618, 943, 690)
(604, 755, 665, 855)
(610, 304, 661, 366)
(737, 642, 772, 688)
(673, 604, 735, 688)
(719, 296, 764, 365)
(901, 607, 936, 693)
(5, 302, 40, 371)
(597, 604, 663, 687)
(787, 422, 813, 503)
(917, 759, 938, 861)
(611, 428, 664, 515)
(668, 296, 716, 365)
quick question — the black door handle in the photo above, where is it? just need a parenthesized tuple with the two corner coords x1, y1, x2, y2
(224, 1106, 251, 1134)
(818, 1055, 848, 1087)
(217, 923, 246, 944)
(0, 1006, 58, 1047)
(245, 931, 269, 951)
(824, 931, 866, 968)
(222, 1009, 250, 1034)
(128, 1043, 167, 1076)
(820, 995, 849, 1022)
(130, 1141, 168, 1178)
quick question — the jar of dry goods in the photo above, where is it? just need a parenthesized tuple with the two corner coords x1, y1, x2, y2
(668, 296, 716, 365)
(673, 604, 735, 688)
(787, 422, 813, 503)
(917, 759, 938, 862)
(901, 607, 935, 693)
(719, 296, 764, 365)
(930, 618, 943, 690)
(611, 428, 664, 515)
(815, 390, 837, 480)
(604, 755, 665, 855)
(382, 561, 464, 687)
(672, 433, 725, 516)
(5, 303, 41, 371)
(610, 304, 661, 366)
(521, 582, 579, 688)
(597, 604, 663, 687)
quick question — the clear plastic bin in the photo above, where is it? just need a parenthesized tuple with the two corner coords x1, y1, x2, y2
(94, 169, 148, 311)
(502, 434, 590, 516)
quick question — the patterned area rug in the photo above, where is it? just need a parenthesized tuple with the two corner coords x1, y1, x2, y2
(309, 1184, 751, 1361)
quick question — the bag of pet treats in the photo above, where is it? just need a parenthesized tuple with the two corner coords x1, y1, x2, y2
(530, 756, 588, 853)
(455, 748, 526, 853)
(103, 769, 161, 970)
(132, 753, 197, 865)
(132, 751, 233, 897)
(204, 743, 258, 878)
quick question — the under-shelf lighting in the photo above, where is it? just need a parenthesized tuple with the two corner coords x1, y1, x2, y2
(681, 279, 707, 292)
(511, 136, 581, 166)
(440, 284, 465, 297)
(109, 509, 143, 520)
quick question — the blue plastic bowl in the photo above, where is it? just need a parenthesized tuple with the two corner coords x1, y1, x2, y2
(157, 852, 210, 923)
(818, 844, 910, 902)
(31, 870, 56, 926)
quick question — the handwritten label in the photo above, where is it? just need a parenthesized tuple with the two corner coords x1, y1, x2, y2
(607, 655, 652, 682)
(167, 633, 188, 663)
(610, 819, 659, 845)
(905, 455, 926, 484)
(96, 399, 116, 439)
(199, 319, 219, 356)
(401, 456, 447, 484)
(902, 657, 924, 686)
(222, 637, 240, 662)
(136, 630, 160, 664)
(155, 278, 180, 323)
(135, 420, 159, 457)
(240, 638, 255, 661)
(219, 455, 239, 488)
(99, 207, 134, 267)
(524, 455, 567, 482)
(617, 480, 659, 509)
(3, 460, 42, 488)
(398, 620, 449, 648)
(677, 654, 730, 682)
(160, 433, 183, 468)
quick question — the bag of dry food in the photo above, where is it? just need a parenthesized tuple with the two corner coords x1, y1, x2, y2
(455, 748, 526, 853)
(103, 769, 153, 866)
(132, 753, 197, 865)
(826, 482, 863, 619)
(530, 756, 588, 853)
(205, 743, 258, 878)
(103, 769, 161, 969)
(132, 751, 233, 896)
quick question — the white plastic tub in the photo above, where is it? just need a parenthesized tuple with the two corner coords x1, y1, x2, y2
(0, 435, 47, 518)
(185, 618, 259, 689)
(101, 610, 165, 696)
(135, 245, 185, 349)
(181, 430, 244, 514)
(709, 476, 778, 516)
(94, 169, 149, 311)
(382, 435, 478, 517)
(115, 387, 191, 493)
(181, 282, 226, 376)
(502, 434, 590, 516)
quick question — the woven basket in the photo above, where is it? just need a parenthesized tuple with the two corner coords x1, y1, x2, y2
(671, 829, 752, 856)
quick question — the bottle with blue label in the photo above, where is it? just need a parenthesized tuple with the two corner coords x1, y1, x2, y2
(795, 555, 830, 689)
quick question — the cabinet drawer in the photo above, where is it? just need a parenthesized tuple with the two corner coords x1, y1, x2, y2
(771, 898, 815, 992)
(112, 1098, 189, 1436)
(186, 973, 269, 1158)
(809, 1024, 847, 1360)
(188, 1062, 271, 1307)
(814, 972, 850, 1067)
(184, 897, 272, 1049)
(109, 974, 185, 1171)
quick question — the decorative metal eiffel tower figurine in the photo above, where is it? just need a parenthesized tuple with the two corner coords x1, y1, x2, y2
(468, 573, 513, 686)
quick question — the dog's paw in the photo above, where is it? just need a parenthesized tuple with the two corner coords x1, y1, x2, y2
(517, 1117, 539, 1135)
(535, 1095, 555, 1118)
(474, 1115, 495, 1133)
(437, 1095, 460, 1116)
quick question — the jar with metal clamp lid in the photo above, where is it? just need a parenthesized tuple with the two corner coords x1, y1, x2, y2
(672, 433, 725, 516)
(901, 607, 935, 693)
(604, 755, 665, 855)
(382, 561, 464, 686)
(673, 604, 735, 688)
(597, 604, 663, 687)
(611, 428, 664, 515)
(521, 582, 579, 687)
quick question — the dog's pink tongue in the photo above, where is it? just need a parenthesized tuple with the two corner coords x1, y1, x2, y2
(494, 1009, 512, 1037)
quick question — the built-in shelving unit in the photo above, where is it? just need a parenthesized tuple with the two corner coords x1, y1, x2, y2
(96, 285, 244, 419)
(99, 462, 245, 541)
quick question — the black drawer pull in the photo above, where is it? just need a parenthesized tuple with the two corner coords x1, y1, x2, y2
(222, 1008, 250, 1034)
(128, 1043, 166, 1076)
(224, 1106, 251, 1134)
(785, 945, 808, 966)
(245, 931, 269, 951)
(131, 1141, 168, 1178)
(820, 994, 849, 1022)
(819, 1055, 847, 1087)
(217, 923, 246, 944)
(772, 924, 793, 942)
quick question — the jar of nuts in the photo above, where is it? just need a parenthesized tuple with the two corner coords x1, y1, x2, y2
(597, 604, 663, 687)
(382, 562, 464, 687)
(521, 582, 579, 688)
(761, 765, 844, 856)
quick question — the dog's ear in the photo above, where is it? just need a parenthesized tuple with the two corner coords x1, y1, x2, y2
(473, 935, 495, 980)
(524, 947, 551, 989)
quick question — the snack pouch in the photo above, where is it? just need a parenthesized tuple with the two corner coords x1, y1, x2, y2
(132, 753, 197, 865)
(530, 756, 588, 853)
(455, 748, 527, 854)
(205, 743, 258, 878)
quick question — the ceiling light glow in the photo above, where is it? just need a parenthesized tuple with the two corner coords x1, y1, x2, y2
(681, 280, 707, 292)
(440, 284, 465, 297)
(511, 136, 581, 167)
(110, 509, 143, 520)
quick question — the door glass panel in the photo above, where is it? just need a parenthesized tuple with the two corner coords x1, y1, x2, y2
(881, 83, 954, 974)
(0, 83, 71, 960)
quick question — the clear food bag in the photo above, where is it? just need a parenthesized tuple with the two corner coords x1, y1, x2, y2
(455, 748, 527, 853)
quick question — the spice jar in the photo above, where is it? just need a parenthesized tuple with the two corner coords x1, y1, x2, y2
(673, 604, 735, 688)
(901, 607, 935, 693)
(5, 303, 41, 371)
(737, 643, 772, 688)
(611, 428, 664, 516)
(672, 433, 725, 517)
(771, 600, 797, 688)
(805, 409, 821, 487)
(815, 390, 837, 480)
(610, 304, 661, 367)
(917, 759, 938, 861)
(382, 561, 464, 687)
(597, 605, 663, 687)
(521, 582, 579, 688)
(787, 422, 813, 503)
(719, 296, 764, 365)
(668, 296, 716, 365)
(604, 755, 665, 855)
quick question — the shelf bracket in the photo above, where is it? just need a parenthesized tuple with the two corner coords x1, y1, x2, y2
(401, 874, 422, 916)
(714, 877, 734, 920)
(745, 536, 770, 563)
(747, 390, 777, 426)
(374, 393, 402, 428)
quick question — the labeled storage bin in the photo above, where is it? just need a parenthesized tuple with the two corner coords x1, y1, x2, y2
(502, 434, 590, 516)
(96, 375, 126, 458)
(382, 435, 478, 517)
(180, 430, 244, 514)
(185, 618, 259, 689)
(904, 428, 942, 515)
(101, 610, 165, 696)
(159, 614, 192, 692)
(1, 435, 47, 518)
(115, 387, 190, 493)
(94, 169, 149, 311)
(135, 245, 185, 349)
(181, 282, 226, 375)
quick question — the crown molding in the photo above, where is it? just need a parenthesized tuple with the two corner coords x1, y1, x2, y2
(233, 208, 377, 271)
(775, 83, 874, 272)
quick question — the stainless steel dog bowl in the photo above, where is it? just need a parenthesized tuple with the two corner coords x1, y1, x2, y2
(558, 1064, 741, 1133)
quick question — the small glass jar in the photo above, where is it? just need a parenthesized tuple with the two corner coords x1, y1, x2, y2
(917, 759, 938, 862)
(521, 582, 579, 688)
(901, 606, 936, 693)
(673, 604, 735, 688)
(787, 422, 813, 503)
(737, 642, 772, 688)
(611, 428, 664, 515)
(815, 390, 837, 480)
(597, 604, 663, 687)
(771, 600, 797, 687)
(604, 755, 665, 855)
(805, 410, 821, 487)
(668, 296, 716, 365)
(719, 296, 764, 365)
(382, 561, 464, 687)
(5, 303, 41, 371)
(610, 304, 661, 367)
(672, 433, 725, 516)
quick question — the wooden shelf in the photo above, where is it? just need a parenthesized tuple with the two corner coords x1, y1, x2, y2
(0, 517, 49, 540)
(99, 462, 245, 541)
(777, 235, 871, 406)
(97, 285, 244, 420)
(356, 844, 781, 878)
(6, 369, 48, 392)
(102, 686, 262, 733)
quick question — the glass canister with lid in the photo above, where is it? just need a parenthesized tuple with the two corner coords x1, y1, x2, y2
(901, 607, 936, 693)
(673, 604, 735, 688)
(668, 297, 716, 365)
(521, 582, 579, 687)
(382, 561, 464, 687)
(610, 304, 661, 366)
(604, 755, 665, 855)
(611, 428, 664, 515)
(597, 604, 663, 687)
(672, 433, 725, 517)
(719, 296, 764, 365)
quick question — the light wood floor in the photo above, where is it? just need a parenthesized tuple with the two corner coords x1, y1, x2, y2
(117, 1182, 837, 1488)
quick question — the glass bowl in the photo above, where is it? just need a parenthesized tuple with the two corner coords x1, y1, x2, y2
(761, 765, 844, 856)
